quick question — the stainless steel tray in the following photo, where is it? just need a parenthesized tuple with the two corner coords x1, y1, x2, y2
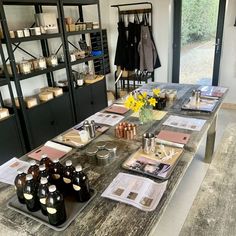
(7, 189, 96, 231)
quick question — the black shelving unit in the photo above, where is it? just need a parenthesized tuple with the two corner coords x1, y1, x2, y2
(0, 0, 109, 152)
(0, 40, 25, 164)
(59, 0, 108, 123)
(0, 0, 75, 150)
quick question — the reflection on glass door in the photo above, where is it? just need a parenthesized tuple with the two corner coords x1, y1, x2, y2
(179, 0, 219, 85)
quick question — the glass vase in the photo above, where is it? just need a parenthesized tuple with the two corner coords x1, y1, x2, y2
(139, 106, 153, 124)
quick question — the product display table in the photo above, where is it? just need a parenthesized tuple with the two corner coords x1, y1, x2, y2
(0, 83, 227, 235)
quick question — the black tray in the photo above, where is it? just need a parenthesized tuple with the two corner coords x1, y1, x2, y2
(7, 189, 96, 231)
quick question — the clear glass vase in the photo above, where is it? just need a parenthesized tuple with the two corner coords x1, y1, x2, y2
(139, 106, 153, 124)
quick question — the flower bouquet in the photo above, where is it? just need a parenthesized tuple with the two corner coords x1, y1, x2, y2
(125, 88, 160, 124)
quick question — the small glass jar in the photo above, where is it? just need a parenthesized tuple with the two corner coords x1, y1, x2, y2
(96, 150, 110, 166)
(47, 54, 58, 67)
(86, 146, 98, 164)
(95, 141, 107, 150)
(20, 60, 31, 74)
(105, 143, 117, 159)
(38, 57, 47, 70)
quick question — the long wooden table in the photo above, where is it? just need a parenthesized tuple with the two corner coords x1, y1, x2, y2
(0, 83, 226, 235)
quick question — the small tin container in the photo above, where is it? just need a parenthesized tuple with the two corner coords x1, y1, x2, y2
(96, 150, 110, 166)
(83, 120, 91, 138)
(86, 146, 98, 164)
(95, 141, 107, 150)
(105, 143, 117, 159)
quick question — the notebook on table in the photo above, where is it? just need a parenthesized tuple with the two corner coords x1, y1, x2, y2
(28, 141, 72, 161)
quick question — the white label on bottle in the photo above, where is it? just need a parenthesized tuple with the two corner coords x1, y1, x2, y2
(73, 184, 81, 191)
(47, 207, 57, 214)
(24, 193, 33, 200)
(63, 177, 71, 184)
(53, 174, 60, 180)
(40, 198, 46, 205)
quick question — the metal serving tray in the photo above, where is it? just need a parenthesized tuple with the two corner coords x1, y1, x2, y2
(7, 189, 96, 231)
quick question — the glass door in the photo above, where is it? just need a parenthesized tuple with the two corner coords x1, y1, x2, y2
(172, 0, 226, 86)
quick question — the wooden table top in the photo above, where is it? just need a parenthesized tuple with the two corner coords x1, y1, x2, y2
(0, 83, 226, 236)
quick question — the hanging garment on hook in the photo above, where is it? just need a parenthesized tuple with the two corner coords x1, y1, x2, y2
(114, 16, 128, 70)
(138, 25, 160, 72)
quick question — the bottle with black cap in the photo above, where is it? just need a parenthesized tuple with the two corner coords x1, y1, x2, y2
(23, 174, 40, 212)
(50, 159, 64, 189)
(27, 160, 39, 180)
(46, 185, 67, 226)
(37, 177, 49, 215)
(40, 154, 53, 170)
(63, 160, 75, 195)
(14, 168, 26, 204)
(72, 165, 91, 202)
(38, 164, 50, 182)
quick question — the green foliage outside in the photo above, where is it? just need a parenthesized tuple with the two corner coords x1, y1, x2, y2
(181, 0, 219, 45)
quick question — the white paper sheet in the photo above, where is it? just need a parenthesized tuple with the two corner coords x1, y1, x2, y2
(163, 115, 206, 131)
(85, 112, 124, 126)
(0, 157, 30, 185)
(101, 172, 167, 211)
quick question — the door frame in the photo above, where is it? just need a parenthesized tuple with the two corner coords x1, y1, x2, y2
(172, 0, 226, 85)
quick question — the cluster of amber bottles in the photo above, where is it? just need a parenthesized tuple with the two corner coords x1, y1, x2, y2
(14, 154, 91, 226)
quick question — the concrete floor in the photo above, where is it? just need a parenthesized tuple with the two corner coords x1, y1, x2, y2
(149, 108, 236, 236)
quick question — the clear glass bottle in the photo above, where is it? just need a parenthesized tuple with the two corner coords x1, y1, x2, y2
(72, 165, 91, 202)
(37, 177, 49, 215)
(14, 168, 26, 204)
(46, 185, 67, 226)
(23, 174, 40, 212)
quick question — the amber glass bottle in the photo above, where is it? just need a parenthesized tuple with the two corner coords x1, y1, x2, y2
(37, 177, 49, 215)
(27, 160, 39, 180)
(14, 169, 26, 204)
(62, 160, 75, 195)
(46, 185, 67, 226)
(38, 164, 50, 182)
(72, 165, 91, 202)
(50, 159, 64, 189)
(40, 154, 53, 170)
(23, 174, 40, 212)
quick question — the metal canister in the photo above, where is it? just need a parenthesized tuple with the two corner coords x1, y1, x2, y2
(86, 146, 98, 164)
(196, 90, 201, 105)
(95, 141, 107, 150)
(89, 120, 96, 138)
(105, 143, 117, 159)
(96, 150, 110, 166)
(83, 120, 91, 138)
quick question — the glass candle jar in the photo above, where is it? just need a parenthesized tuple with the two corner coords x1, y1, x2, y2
(38, 57, 47, 70)
(48, 54, 58, 67)
(20, 60, 31, 74)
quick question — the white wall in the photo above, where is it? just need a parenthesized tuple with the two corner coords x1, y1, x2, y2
(218, 0, 236, 103)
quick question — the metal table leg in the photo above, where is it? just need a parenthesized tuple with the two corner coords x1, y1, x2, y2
(204, 114, 217, 163)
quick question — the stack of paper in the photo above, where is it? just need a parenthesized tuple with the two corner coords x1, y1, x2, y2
(0, 157, 30, 185)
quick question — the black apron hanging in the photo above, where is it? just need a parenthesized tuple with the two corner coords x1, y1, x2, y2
(114, 14, 128, 70)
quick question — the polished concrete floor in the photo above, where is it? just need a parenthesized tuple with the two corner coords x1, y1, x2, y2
(150, 108, 236, 236)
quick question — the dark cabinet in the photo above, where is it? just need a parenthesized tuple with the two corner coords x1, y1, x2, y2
(75, 79, 107, 123)
(0, 115, 24, 164)
(26, 93, 73, 148)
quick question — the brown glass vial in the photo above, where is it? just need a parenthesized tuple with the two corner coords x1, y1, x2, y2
(40, 154, 53, 170)
(14, 168, 26, 204)
(27, 160, 39, 180)
(72, 165, 91, 202)
(37, 177, 49, 216)
(50, 159, 64, 190)
(63, 160, 75, 195)
(46, 185, 67, 226)
(38, 164, 51, 182)
(23, 174, 40, 212)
